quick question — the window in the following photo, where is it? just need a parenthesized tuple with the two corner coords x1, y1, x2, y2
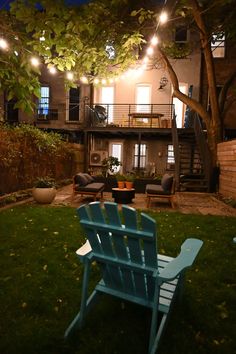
(38, 86, 50, 115)
(69, 87, 80, 121)
(211, 32, 225, 58)
(134, 143, 147, 169)
(175, 27, 188, 43)
(136, 85, 151, 113)
(101, 86, 114, 122)
(167, 145, 175, 170)
(4, 95, 18, 123)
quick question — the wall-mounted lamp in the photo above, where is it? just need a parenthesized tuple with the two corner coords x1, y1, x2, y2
(158, 76, 168, 90)
(158, 152, 162, 157)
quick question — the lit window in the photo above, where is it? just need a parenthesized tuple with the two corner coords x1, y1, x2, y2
(136, 85, 151, 113)
(101, 86, 114, 122)
(211, 32, 225, 58)
(167, 145, 175, 164)
(134, 143, 147, 168)
(38, 86, 49, 115)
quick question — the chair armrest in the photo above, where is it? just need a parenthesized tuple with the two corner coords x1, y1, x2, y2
(76, 240, 92, 261)
(159, 238, 203, 282)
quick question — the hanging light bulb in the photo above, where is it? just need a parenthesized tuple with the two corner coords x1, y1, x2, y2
(48, 66, 57, 75)
(146, 46, 154, 56)
(159, 12, 168, 24)
(66, 72, 74, 80)
(94, 78, 99, 84)
(0, 38, 8, 50)
(80, 76, 88, 83)
(143, 56, 149, 64)
(101, 78, 107, 85)
(30, 57, 40, 67)
(150, 35, 158, 46)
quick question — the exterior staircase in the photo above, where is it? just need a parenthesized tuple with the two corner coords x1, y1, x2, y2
(172, 113, 212, 192)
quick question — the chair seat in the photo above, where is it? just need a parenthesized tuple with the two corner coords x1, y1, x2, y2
(75, 182, 104, 192)
(146, 184, 171, 195)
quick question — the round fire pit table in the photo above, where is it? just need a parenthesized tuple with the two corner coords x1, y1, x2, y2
(112, 188, 135, 204)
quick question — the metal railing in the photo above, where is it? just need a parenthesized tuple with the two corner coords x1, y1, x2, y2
(86, 103, 174, 128)
(36, 108, 59, 121)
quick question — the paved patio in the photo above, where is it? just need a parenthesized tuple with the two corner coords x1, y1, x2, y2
(52, 184, 236, 217)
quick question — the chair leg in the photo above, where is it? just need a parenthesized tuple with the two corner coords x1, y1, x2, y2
(147, 195, 151, 208)
(64, 259, 93, 338)
(170, 196, 175, 208)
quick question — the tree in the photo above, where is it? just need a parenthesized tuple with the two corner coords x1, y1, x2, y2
(136, 0, 236, 168)
(0, 0, 144, 112)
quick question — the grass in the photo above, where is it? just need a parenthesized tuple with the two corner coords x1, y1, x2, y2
(0, 205, 235, 354)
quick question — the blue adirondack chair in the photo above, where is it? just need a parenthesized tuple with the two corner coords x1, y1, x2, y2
(65, 202, 203, 354)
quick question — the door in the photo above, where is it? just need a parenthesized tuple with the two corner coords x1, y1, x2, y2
(173, 83, 188, 128)
(109, 141, 123, 173)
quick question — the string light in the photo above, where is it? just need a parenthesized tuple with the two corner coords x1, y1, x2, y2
(0, 38, 8, 50)
(150, 35, 158, 46)
(48, 66, 57, 74)
(0, 8, 170, 85)
(30, 57, 40, 67)
(80, 76, 88, 83)
(66, 72, 74, 80)
(146, 46, 154, 56)
(159, 11, 168, 24)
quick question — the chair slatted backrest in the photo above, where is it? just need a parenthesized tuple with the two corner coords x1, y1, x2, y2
(77, 202, 158, 301)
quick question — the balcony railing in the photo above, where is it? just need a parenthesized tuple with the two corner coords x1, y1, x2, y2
(87, 103, 174, 128)
(36, 108, 59, 121)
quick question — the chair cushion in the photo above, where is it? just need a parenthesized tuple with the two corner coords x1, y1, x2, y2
(83, 173, 95, 183)
(146, 184, 171, 195)
(161, 174, 173, 192)
(75, 182, 104, 193)
(74, 173, 88, 186)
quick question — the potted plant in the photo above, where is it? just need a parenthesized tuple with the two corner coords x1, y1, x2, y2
(124, 174, 135, 189)
(115, 173, 126, 189)
(32, 177, 57, 204)
(102, 156, 122, 177)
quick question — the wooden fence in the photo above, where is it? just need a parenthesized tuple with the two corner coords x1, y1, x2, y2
(217, 140, 236, 199)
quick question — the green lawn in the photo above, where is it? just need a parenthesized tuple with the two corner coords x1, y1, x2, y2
(0, 205, 235, 354)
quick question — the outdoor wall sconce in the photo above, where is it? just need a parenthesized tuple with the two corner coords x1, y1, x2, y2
(158, 76, 168, 90)
(158, 152, 162, 157)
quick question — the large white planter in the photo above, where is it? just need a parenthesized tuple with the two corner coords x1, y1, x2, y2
(32, 187, 57, 204)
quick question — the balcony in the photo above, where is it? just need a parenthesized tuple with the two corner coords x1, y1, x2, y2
(86, 104, 174, 129)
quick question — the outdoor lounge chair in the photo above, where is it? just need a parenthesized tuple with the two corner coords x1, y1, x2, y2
(65, 202, 203, 354)
(146, 174, 175, 208)
(73, 173, 105, 201)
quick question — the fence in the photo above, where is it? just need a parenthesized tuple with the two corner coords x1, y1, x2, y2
(217, 140, 236, 199)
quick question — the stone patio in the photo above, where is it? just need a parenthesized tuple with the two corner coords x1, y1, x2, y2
(52, 184, 236, 217)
